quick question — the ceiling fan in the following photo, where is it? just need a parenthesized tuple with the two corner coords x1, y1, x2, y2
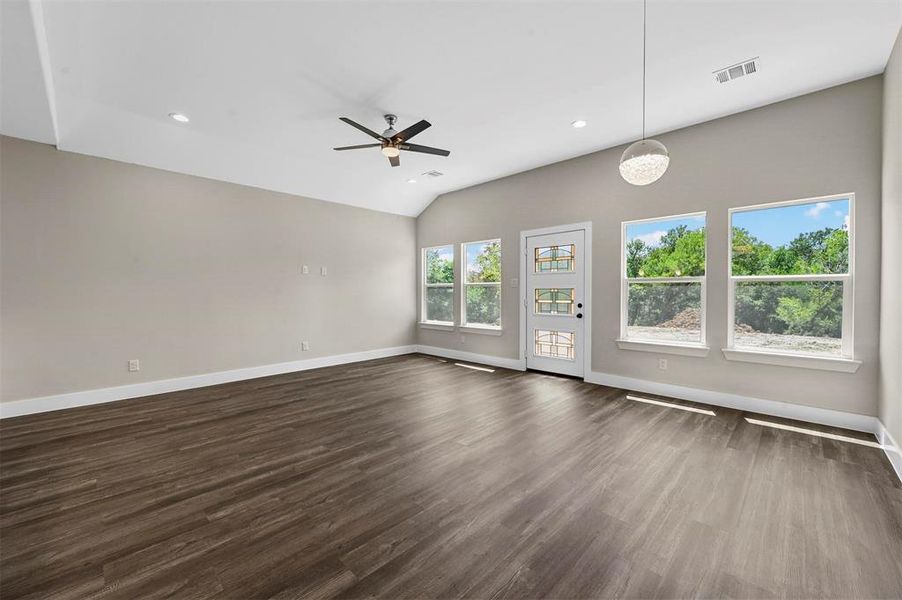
(333, 114, 451, 167)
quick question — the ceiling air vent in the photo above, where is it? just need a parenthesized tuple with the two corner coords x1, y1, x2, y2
(713, 57, 759, 84)
(422, 170, 444, 178)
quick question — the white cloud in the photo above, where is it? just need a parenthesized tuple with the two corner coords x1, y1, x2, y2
(634, 230, 667, 246)
(804, 202, 830, 218)
(843, 215, 850, 230)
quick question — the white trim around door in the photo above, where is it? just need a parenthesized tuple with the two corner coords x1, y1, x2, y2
(519, 222, 593, 379)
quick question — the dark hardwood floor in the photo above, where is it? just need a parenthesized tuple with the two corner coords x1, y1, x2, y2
(1, 353, 901, 599)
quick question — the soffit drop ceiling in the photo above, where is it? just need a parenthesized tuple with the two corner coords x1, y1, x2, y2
(3, 1, 900, 216)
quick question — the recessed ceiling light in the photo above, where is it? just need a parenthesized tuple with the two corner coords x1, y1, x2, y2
(407, 179, 417, 184)
(571, 119, 587, 128)
(169, 112, 190, 123)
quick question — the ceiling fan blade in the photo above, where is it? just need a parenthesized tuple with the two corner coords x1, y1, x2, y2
(400, 143, 450, 157)
(389, 155, 400, 167)
(339, 117, 386, 141)
(333, 143, 381, 151)
(392, 119, 431, 142)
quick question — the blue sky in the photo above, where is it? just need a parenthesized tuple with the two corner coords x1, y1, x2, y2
(626, 214, 705, 247)
(732, 198, 849, 247)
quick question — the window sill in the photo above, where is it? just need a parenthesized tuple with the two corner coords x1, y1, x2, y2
(460, 325, 503, 336)
(418, 321, 455, 332)
(616, 339, 710, 357)
(721, 348, 861, 373)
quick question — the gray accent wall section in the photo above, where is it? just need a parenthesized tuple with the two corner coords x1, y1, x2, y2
(880, 30, 902, 444)
(418, 76, 883, 417)
(0, 136, 417, 402)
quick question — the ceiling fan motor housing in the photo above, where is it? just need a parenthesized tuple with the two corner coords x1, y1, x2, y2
(382, 114, 398, 137)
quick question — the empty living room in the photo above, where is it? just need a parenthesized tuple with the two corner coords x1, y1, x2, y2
(2, 1, 902, 598)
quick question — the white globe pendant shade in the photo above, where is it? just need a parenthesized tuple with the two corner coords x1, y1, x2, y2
(619, 138, 670, 186)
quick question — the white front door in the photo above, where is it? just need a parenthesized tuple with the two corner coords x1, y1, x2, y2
(525, 229, 586, 377)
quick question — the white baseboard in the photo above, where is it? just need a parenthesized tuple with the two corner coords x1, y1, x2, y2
(584, 370, 880, 435)
(877, 421, 902, 483)
(0, 345, 417, 419)
(414, 345, 526, 371)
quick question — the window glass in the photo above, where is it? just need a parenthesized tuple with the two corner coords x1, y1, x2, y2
(465, 286, 500, 327)
(626, 215, 706, 278)
(535, 329, 575, 360)
(734, 282, 843, 357)
(423, 245, 454, 324)
(535, 245, 575, 273)
(425, 246, 454, 284)
(464, 240, 501, 327)
(466, 241, 501, 283)
(627, 282, 702, 343)
(425, 288, 454, 323)
(731, 198, 849, 276)
(535, 288, 574, 315)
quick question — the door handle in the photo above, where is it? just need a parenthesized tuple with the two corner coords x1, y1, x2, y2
(576, 313, 583, 319)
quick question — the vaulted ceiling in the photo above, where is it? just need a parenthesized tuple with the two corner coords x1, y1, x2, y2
(2, 1, 900, 216)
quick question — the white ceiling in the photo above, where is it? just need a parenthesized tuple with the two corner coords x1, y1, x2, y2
(3, 1, 900, 216)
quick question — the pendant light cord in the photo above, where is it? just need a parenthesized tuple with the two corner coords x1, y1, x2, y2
(642, 0, 647, 140)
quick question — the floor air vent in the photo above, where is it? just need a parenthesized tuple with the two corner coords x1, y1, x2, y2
(713, 57, 759, 84)
(421, 170, 444, 178)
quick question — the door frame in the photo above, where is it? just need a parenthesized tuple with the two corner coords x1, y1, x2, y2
(519, 222, 593, 380)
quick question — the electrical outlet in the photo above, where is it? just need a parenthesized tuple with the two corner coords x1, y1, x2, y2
(460, 334, 466, 343)
(320, 266, 327, 276)
(302, 265, 309, 274)
(658, 358, 668, 370)
(510, 278, 518, 288)
(301, 341, 310, 351)
(128, 359, 140, 372)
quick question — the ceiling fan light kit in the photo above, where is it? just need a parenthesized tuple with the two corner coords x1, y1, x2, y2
(334, 114, 450, 168)
(620, 0, 670, 186)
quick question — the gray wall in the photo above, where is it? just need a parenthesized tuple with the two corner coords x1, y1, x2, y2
(418, 76, 883, 417)
(880, 30, 902, 443)
(1, 136, 417, 402)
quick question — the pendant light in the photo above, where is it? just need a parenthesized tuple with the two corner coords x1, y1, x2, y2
(620, 0, 669, 186)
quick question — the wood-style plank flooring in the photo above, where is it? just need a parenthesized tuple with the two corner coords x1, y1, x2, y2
(1, 354, 901, 599)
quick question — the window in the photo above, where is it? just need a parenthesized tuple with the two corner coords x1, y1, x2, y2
(422, 245, 454, 324)
(621, 213, 707, 345)
(535, 329, 575, 360)
(729, 195, 853, 358)
(535, 245, 574, 272)
(462, 239, 501, 328)
(535, 288, 574, 315)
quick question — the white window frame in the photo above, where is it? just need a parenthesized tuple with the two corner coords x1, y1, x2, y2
(461, 238, 502, 332)
(420, 244, 455, 328)
(725, 193, 857, 370)
(618, 211, 708, 355)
